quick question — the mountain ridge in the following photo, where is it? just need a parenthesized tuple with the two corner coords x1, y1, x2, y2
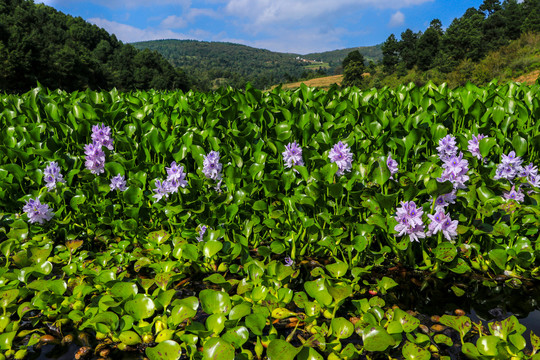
(132, 39, 382, 90)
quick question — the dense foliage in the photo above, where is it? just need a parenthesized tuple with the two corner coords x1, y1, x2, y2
(0, 0, 190, 93)
(381, 0, 540, 76)
(0, 83, 540, 359)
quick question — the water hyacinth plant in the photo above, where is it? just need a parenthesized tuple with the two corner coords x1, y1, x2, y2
(467, 133, 487, 160)
(23, 197, 54, 224)
(109, 174, 127, 192)
(84, 142, 106, 174)
(1, 83, 540, 360)
(282, 141, 304, 168)
(202, 150, 223, 180)
(43, 161, 64, 190)
(427, 209, 458, 241)
(394, 201, 425, 242)
(329, 141, 353, 176)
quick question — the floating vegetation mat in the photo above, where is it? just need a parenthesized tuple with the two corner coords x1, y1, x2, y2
(0, 82, 540, 359)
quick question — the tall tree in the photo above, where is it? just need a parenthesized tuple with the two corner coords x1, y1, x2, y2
(399, 29, 419, 70)
(521, 0, 540, 33)
(417, 26, 441, 71)
(502, 0, 523, 40)
(442, 7, 486, 63)
(342, 50, 365, 87)
(381, 34, 399, 73)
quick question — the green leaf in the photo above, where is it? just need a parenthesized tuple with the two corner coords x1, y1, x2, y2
(123, 185, 143, 205)
(304, 278, 332, 306)
(488, 249, 507, 270)
(476, 335, 500, 357)
(125, 294, 155, 321)
(267, 339, 302, 360)
(362, 325, 396, 352)
(110, 282, 138, 300)
(202, 338, 235, 360)
(401, 341, 431, 360)
(512, 133, 527, 157)
(434, 334, 453, 346)
(199, 290, 231, 315)
(203, 241, 223, 258)
(330, 317, 354, 339)
(434, 242, 457, 262)
(222, 326, 249, 349)
(245, 313, 266, 336)
(146, 340, 182, 360)
(169, 297, 199, 326)
(326, 261, 348, 278)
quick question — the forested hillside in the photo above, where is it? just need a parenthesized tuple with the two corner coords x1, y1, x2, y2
(380, 0, 540, 77)
(0, 0, 189, 92)
(132, 39, 382, 91)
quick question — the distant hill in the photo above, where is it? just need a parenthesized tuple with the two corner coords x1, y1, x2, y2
(132, 39, 382, 90)
(0, 0, 189, 92)
(303, 45, 383, 66)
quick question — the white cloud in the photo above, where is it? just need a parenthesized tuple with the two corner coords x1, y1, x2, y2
(40, 0, 192, 9)
(160, 8, 220, 29)
(217, 26, 350, 54)
(88, 18, 193, 43)
(161, 15, 189, 29)
(389, 11, 405, 27)
(224, 0, 431, 28)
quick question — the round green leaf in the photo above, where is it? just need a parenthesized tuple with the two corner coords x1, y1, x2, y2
(146, 340, 182, 360)
(267, 339, 302, 360)
(202, 338, 235, 360)
(362, 325, 395, 352)
(125, 294, 155, 321)
(402, 341, 431, 360)
(434, 242, 457, 263)
(199, 289, 231, 315)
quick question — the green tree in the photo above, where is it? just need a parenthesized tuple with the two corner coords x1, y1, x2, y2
(399, 29, 419, 69)
(502, 0, 523, 40)
(417, 26, 440, 71)
(381, 34, 399, 73)
(342, 50, 365, 87)
(442, 7, 486, 63)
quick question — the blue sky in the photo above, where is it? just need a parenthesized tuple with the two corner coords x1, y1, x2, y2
(38, 0, 485, 54)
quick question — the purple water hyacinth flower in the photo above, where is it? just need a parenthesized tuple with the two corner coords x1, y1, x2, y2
(519, 163, 538, 179)
(329, 141, 353, 176)
(494, 151, 523, 181)
(427, 209, 459, 241)
(437, 135, 458, 162)
(152, 179, 170, 202)
(387, 154, 398, 178)
(43, 161, 65, 190)
(284, 256, 294, 266)
(91, 124, 114, 151)
(110, 174, 127, 192)
(23, 198, 54, 224)
(282, 141, 304, 169)
(197, 225, 207, 242)
(202, 151, 223, 181)
(503, 186, 525, 203)
(84, 142, 106, 174)
(394, 201, 426, 242)
(166, 161, 188, 188)
(528, 174, 540, 188)
(433, 191, 457, 211)
(437, 152, 469, 189)
(467, 134, 487, 160)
